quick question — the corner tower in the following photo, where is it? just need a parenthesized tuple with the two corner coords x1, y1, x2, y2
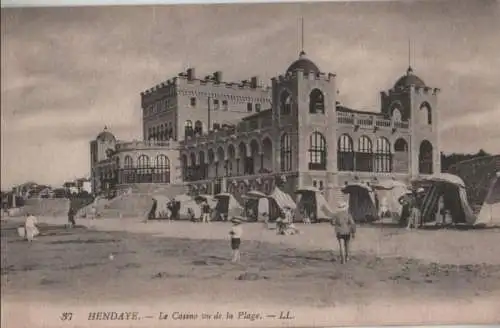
(271, 51, 338, 190)
(380, 66, 441, 177)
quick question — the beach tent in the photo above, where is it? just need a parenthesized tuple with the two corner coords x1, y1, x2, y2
(241, 190, 267, 221)
(371, 180, 411, 221)
(268, 186, 296, 211)
(195, 194, 218, 209)
(152, 195, 171, 219)
(475, 172, 500, 226)
(417, 173, 476, 225)
(172, 194, 201, 220)
(213, 193, 243, 220)
(295, 187, 335, 222)
(341, 182, 379, 223)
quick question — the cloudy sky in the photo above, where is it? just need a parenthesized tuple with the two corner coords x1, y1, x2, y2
(1, 0, 500, 189)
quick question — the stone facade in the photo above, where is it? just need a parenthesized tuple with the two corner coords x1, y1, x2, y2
(90, 51, 441, 202)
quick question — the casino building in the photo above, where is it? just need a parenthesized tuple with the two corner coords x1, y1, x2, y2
(90, 48, 441, 205)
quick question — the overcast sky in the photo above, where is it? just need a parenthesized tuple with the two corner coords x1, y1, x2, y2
(1, 1, 499, 189)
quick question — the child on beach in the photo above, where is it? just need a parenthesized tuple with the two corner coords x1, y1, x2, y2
(331, 202, 356, 264)
(24, 213, 39, 242)
(229, 217, 243, 263)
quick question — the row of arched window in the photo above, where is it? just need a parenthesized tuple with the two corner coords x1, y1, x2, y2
(148, 123, 174, 141)
(280, 88, 325, 115)
(184, 120, 203, 139)
(118, 154, 171, 184)
(178, 132, 433, 182)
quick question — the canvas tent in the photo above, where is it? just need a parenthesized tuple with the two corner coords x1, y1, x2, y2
(242, 189, 294, 222)
(153, 195, 171, 219)
(241, 190, 267, 221)
(475, 172, 500, 226)
(268, 187, 296, 210)
(195, 194, 218, 209)
(417, 173, 476, 225)
(342, 182, 379, 223)
(296, 187, 335, 222)
(213, 193, 243, 220)
(371, 180, 410, 221)
(172, 194, 201, 220)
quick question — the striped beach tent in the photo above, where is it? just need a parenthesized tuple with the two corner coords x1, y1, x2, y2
(476, 172, 500, 226)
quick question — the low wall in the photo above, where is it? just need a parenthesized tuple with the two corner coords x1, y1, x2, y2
(15, 199, 70, 217)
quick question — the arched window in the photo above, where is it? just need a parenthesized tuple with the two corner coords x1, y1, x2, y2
(356, 136, 373, 172)
(167, 122, 173, 140)
(123, 155, 134, 183)
(184, 120, 194, 139)
(308, 132, 327, 170)
(419, 140, 433, 174)
(337, 134, 354, 171)
(420, 102, 432, 125)
(137, 155, 151, 183)
(160, 124, 165, 141)
(181, 154, 188, 181)
(280, 133, 292, 171)
(115, 157, 121, 184)
(198, 151, 207, 179)
(309, 89, 325, 114)
(194, 120, 203, 136)
(154, 155, 171, 183)
(374, 137, 392, 172)
(394, 138, 408, 152)
(392, 108, 402, 122)
(280, 90, 292, 115)
(154, 126, 159, 141)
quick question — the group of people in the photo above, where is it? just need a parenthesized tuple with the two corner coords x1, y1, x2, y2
(226, 201, 357, 264)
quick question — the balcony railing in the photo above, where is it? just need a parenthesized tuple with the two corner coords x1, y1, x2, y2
(336, 112, 410, 130)
(116, 140, 179, 151)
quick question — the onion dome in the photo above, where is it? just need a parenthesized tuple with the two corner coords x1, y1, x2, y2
(96, 126, 115, 142)
(286, 51, 321, 75)
(394, 66, 426, 88)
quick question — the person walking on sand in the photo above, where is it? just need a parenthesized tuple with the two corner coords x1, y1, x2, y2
(67, 206, 76, 228)
(24, 213, 39, 242)
(90, 205, 97, 220)
(331, 202, 356, 264)
(201, 200, 211, 223)
(406, 193, 422, 230)
(229, 217, 243, 263)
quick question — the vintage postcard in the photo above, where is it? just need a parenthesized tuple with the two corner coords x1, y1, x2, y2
(1, 1, 500, 327)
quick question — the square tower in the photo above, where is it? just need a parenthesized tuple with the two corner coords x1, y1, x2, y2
(271, 52, 338, 194)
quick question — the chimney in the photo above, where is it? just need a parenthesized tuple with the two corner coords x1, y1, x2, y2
(250, 76, 259, 88)
(187, 68, 196, 81)
(213, 71, 223, 83)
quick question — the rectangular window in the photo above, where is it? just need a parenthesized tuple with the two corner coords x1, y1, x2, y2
(222, 100, 228, 111)
(255, 103, 261, 112)
(190, 97, 196, 107)
(213, 99, 220, 110)
(247, 103, 253, 112)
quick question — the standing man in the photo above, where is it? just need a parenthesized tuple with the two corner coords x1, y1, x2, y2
(67, 207, 76, 228)
(331, 202, 356, 264)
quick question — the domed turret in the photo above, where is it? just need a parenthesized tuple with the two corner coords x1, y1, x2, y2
(394, 66, 426, 89)
(286, 51, 320, 75)
(96, 126, 115, 142)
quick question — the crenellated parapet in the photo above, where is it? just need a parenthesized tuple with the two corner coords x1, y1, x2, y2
(272, 70, 336, 84)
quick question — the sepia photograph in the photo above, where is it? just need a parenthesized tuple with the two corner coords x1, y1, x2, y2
(1, 1, 500, 327)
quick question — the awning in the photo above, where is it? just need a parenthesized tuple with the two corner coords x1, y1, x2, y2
(414, 173, 466, 188)
(245, 190, 267, 199)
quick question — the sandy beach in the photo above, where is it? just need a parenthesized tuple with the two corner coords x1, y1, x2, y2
(2, 217, 500, 328)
